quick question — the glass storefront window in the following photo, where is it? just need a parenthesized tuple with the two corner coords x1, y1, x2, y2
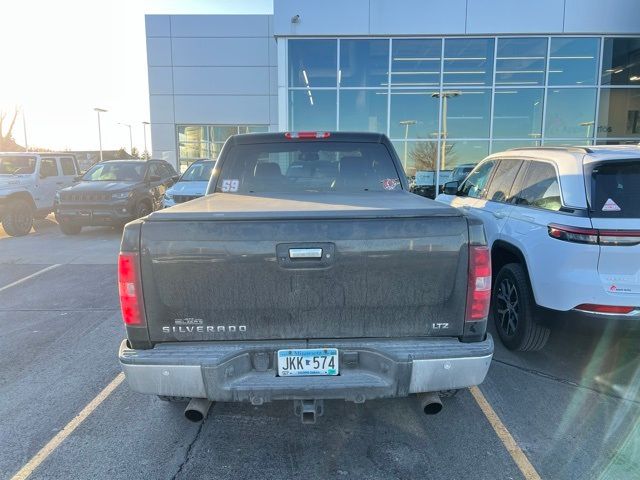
(389, 90, 440, 139)
(597, 88, 640, 139)
(444, 140, 489, 168)
(179, 142, 209, 160)
(178, 125, 208, 143)
(340, 39, 389, 87)
(444, 38, 494, 86)
(339, 90, 388, 133)
(543, 139, 594, 146)
(177, 124, 268, 172)
(286, 37, 639, 157)
(289, 90, 337, 131)
(391, 140, 438, 177)
(545, 88, 597, 138)
(210, 126, 239, 143)
(391, 39, 442, 87)
(491, 140, 540, 153)
(548, 37, 599, 86)
(492, 88, 544, 139)
(443, 89, 491, 139)
(239, 125, 269, 134)
(288, 39, 337, 87)
(496, 38, 547, 86)
(601, 37, 640, 86)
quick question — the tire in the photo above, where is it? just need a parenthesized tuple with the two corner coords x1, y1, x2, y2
(2, 199, 34, 237)
(59, 221, 82, 235)
(134, 201, 152, 219)
(492, 263, 550, 351)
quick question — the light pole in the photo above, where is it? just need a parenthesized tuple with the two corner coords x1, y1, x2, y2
(580, 121, 595, 142)
(142, 121, 150, 157)
(118, 123, 133, 155)
(22, 108, 28, 151)
(528, 133, 542, 147)
(398, 120, 417, 171)
(431, 91, 460, 191)
(94, 107, 107, 163)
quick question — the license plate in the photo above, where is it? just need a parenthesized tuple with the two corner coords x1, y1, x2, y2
(277, 348, 339, 377)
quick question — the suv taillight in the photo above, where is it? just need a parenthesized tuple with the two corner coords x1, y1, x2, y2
(118, 252, 146, 326)
(548, 224, 640, 246)
(548, 224, 599, 245)
(466, 246, 491, 322)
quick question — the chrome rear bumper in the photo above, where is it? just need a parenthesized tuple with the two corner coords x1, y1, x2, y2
(119, 336, 493, 402)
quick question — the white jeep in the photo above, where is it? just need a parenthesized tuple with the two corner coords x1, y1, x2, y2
(0, 152, 80, 236)
(437, 146, 640, 351)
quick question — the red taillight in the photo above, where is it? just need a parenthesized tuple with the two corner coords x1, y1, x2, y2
(548, 224, 599, 244)
(574, 304, 636, 315)
(284, 131, 331, 139)
(118, 252, 145, 326)
(548, 224, 640, 246)
(466, 246, 491, 322)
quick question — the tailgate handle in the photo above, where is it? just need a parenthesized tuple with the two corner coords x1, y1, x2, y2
(289, 248, 323, 259)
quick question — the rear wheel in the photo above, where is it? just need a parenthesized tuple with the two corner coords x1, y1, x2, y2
(3, 199, 34, 236)
(493, 263, 550, 351)
(59, 221, 82, 235)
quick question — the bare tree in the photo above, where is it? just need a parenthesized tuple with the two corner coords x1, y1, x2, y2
(0, 107, 22, 152)
(407, 142, 456, 176)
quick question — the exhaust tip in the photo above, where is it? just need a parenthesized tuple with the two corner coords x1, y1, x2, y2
(423, 402, 443, 415)
(185, 409, 204, 422)
(418, 392, 443, 415)
(184, 398, 213, 422)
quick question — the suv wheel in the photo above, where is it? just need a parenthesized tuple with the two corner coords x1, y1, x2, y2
(59, 221, 82, 235)
(493, 263, 550, 351)
(3, 199, 34, 237)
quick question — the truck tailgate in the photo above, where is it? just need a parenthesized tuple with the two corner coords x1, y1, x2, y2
(140, 193, 469, 342)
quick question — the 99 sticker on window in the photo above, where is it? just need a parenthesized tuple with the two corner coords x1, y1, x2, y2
(221, 179, 239, 192)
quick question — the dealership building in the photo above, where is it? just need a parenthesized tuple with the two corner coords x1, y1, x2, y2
(145, 0, 640, 175)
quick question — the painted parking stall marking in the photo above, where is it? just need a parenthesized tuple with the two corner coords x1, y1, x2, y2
(470, 386, 542, 480)
(10, 373, 125, 480)
(0, 264, 62, 293)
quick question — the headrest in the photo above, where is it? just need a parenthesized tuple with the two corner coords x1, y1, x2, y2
(254, 162, 282, 177)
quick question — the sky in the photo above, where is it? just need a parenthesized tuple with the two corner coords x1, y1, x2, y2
(0, 0, 273, 153)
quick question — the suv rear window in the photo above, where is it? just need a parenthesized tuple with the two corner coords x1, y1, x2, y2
(214, 142, 401, 194)
(590, 160, 640, 218)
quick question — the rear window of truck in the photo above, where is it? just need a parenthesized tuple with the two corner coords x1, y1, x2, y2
(214, 142, 402, 194)
(590, 160, 640, 218)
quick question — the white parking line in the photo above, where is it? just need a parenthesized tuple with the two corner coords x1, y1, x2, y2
(10, 373, 125, 480)
(0, 264, 62, 293)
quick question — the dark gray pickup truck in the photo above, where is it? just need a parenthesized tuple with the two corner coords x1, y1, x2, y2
(118, 132, 493, 423)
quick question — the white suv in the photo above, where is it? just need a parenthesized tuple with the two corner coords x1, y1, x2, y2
(437, 146, 640, 351)
(0, 152, 80, 236)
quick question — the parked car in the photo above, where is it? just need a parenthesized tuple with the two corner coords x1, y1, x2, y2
(117, 132, 494, 423)
(0, 152, 80, 236)
(437, 146, 640, 351)
(451, 163, 476, 183)
(54, 159, 178, 235)
(164, 159, 214, 207)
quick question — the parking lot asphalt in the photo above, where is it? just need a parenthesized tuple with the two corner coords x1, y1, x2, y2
(1, 218, 639, 480)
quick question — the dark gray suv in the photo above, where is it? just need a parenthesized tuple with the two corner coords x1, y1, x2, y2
(54, 159, 178, 235)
